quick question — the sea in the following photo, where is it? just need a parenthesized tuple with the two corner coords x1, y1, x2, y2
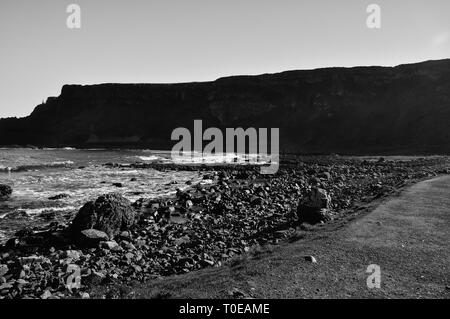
(0, 148, 267, 243)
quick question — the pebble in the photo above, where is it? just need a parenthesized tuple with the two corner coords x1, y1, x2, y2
(100, 241, 119, 250)
(64, 250, 81, 260)
(304, 256, 317, 263)
(228, 287, 249, 298)
(124, 253, 134, 260)
(122, 242, 136, 250)
(0, 265, 8, 277)
(119, 231, 131, 239)
(40, 290, 52, 299)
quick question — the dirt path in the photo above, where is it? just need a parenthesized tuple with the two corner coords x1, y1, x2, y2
(98, 176, 450, 299)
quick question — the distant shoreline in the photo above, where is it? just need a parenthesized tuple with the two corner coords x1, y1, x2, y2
(2, 145, 450, 158)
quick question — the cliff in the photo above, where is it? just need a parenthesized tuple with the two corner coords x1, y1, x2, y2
(1, 59, 450, 154)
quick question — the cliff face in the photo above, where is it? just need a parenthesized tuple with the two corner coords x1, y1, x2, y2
(1, 59, 450, 154)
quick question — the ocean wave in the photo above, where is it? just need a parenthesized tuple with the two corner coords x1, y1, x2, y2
(0, 160, 75, 172)
(19, 205, 77, 216)
(41, 147, 84, 151)
(171, 152, 273, 164)
(51, 160, 74, 165)
(136, 155, 160, 161)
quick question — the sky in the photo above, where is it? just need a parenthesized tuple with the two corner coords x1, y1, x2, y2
(0, 0, 449, 118)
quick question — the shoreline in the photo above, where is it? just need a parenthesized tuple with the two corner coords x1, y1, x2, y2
(3, 145, 450, 157)
(0, 156, 449, 299)
(0, 164, 207, 243)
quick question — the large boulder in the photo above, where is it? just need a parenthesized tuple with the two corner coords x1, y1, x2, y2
(0, 184, 12, 200)
(70, 193, 136, 237)
(297, 187, 332, 224)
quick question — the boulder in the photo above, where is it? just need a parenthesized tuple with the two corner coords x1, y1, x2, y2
(301, 187, 330, 209)
(70, 193, 136, 237)
(0, 184, 12, 200)
(297, 188, 332, 224)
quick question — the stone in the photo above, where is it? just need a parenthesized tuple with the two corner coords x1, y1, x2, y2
(0, 265, 8, 277)
(19, 255, 45, 263)
(301, 188, 331, 209)
(0, 282, 13, 290)
(64, 250, 81, 261)
(118, 231, 131, 241)
(250, 196, 263, 205)
(297, 188, 332, 224)
(122, 241, 136, 250)
(79, 229, 109, 246)
(320, 172, 331, 180)
(81, 292, 90, 299)
(174, 235, 190, 246)
(304, 255, 317, 263)
(40, 290, 52, 299)
(202, 259, 215, 266)
(0, 184, 12, 200)
(124, 252, 134, 260)
(134, 239, 146, 247)
(70, 193, 136, 237)
(155, 206, 174, 222)
(148, 201, 160, 211)
(16, 279, 28, 285)
(228, 287, 249, 298)
(100, 241, 119, 250)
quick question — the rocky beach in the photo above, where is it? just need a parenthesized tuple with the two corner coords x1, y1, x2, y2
(1, 154, 449, 299)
